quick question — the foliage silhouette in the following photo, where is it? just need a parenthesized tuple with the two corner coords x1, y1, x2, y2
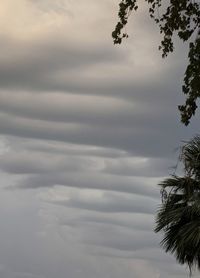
(113, 0, 200, 125)
(155, 136, 200, 274)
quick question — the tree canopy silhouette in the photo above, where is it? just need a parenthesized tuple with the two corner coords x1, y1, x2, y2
(112, 0, 200, 125)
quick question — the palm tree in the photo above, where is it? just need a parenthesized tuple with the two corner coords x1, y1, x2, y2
(155, 136, 200, 274)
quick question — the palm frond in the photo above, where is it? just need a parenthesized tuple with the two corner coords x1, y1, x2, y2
(155, 135, 200, 273)
(181, 136, 200, 178)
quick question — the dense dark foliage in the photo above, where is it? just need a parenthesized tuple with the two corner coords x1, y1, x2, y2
(155, 136, 200, 273)
(113, 0, 200, 125)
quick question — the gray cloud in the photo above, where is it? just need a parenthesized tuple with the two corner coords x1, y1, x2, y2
(3, 137, 128, 158)
(0, 0, 198, 277)
(0, 151, 97, 174)
(17, 172, 160, 198)
(0, 34, 127, 92)
(0, 109, 185, 158)
(60, 212, 154, 232)
(55, 191, 157, 214)
(84, 230, 158, 252)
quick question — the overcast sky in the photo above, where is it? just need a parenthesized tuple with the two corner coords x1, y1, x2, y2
(0, 1, 200, 278)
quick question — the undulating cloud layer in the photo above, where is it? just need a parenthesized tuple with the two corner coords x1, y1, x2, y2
(0, 1, 199, 278)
